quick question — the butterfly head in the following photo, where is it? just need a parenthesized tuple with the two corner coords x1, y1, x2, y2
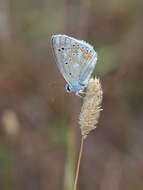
(65, 84, 73, 93)
(65, 83, 86, 96)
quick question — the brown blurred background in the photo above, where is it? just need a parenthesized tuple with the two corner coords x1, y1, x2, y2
(0, 0, 143, 190)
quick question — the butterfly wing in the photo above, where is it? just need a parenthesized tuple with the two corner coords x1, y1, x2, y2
(51, 34, 97, 91)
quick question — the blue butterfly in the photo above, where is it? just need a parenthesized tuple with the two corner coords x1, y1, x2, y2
(51, 34, 98, 96)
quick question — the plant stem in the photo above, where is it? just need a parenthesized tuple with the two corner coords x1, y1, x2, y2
(73, 135, 85, 190)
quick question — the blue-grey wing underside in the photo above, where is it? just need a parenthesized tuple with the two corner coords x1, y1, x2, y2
(51, 34, 97, 91)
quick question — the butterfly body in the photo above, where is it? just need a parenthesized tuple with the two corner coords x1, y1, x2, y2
(51, 34, 98, 96)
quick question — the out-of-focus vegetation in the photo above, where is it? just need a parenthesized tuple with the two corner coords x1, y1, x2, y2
(0, 0, 143, 190)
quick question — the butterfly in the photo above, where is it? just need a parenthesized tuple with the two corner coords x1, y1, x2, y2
(51, 34, 98, 96)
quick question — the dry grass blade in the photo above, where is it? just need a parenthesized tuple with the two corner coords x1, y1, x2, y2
(73, 135, 85, 190)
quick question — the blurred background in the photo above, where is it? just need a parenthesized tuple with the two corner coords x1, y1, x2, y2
(0, 0, 143, 190)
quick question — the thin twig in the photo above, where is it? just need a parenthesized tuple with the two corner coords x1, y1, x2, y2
(73, 135, 85, 190)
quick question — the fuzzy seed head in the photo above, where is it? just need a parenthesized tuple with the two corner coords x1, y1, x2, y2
(79, 77, 103, 136)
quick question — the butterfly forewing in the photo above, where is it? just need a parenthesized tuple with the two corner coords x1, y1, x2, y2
(51, 34, 97, 91)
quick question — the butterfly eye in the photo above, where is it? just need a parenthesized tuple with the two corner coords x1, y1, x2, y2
(65, 84, 73, 93)
(65, 62, 68, 64)
(58, 49, 61, 52)
(69, 73, 72, 75)
(62, 47, 64, 50)
(67, 85, 71, 92)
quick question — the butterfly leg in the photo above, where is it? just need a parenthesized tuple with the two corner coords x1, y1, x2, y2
(76, 90, 86, 98)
